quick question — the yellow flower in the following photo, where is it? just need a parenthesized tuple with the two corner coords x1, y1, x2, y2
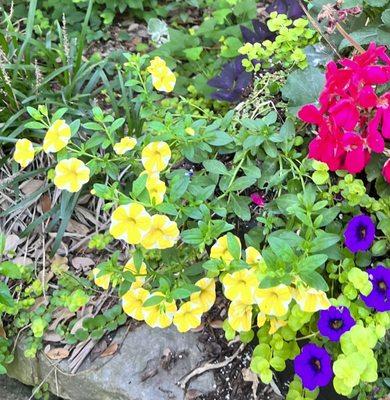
(124, 258, 147, 288)
(173, 301, 203, 333)
(109, 203, 152, 244)
(54, 158, 90, 192)
(142, 292, 177, 328)
(210, 234, 241, 264)
(92, 268, 111, 290)
(43, 119, 71, 153)
(141, 141, 171, 172)
(147, 57, 176, 93)
(228, 301, 252, 332)
(122, 287, 149, 320)
(269, 318, 287, 334)
(185, 127, 195, 136)
(245, 247, 267, 273)
(222, 269, 258, 305)
(294, 286, 331, 313)
(14, 139, 34, 168)
(113, 137, 137, 155)
(146, 175, 166, 205)
(257, 313, 266, 328)
(190, 278, 216, 312)
(141, 214, 179, 250)
(255, 285, 292, 317)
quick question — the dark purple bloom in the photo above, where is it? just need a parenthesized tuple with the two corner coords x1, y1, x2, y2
(361, 266, 390, 312)
(240, 20, 275, 44)
(266, 0, 304, 19)
(344, 214, 375, 253)
(294, 343, 333, 391)
(318, 306, 355, 342)
(208, 56, 252, 102)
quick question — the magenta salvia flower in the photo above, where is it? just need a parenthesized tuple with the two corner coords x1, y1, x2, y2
(250, 192, 265, 207)
(294, 343, 333, 391)
(317, 306, 355, 342)
(361, 265, 390, 312)
(344, 214, 375, 253)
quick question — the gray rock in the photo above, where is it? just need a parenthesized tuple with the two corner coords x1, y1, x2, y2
(7, 324, 215, 400)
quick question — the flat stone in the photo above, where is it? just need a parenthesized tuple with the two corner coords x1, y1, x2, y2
(7, 324, 216, 400)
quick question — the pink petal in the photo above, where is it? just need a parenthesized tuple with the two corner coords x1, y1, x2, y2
(367, 130, 384, 153)
(357, 86, 378, 108)
(381, 108, 390, 139)
(329, 99, 359, 130)
(298, 104, 323, 125)
(344, 149, 368, 174)
(382, 159, 390, 184)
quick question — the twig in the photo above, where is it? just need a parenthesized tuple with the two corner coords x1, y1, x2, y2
(177, 343, 245, 389)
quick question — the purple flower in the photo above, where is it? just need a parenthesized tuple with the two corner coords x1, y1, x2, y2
(266, 0, 304, 19)
(240, 20, 275, 44)
(250, 192, 265, 207)
(344, 214, 375, 253)
(317, 306, 355, 342)
(294, 344, 333, 391)
(208, 56, 252, 102)
(361, 266, 390, 312)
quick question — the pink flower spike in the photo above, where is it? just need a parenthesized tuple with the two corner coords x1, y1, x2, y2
(382, 159, 390, 184)
(298, 104, 323, 125)
(357, 86, 378, 108)
(362, 66, 390, 85)
(342, 133, 368, 174)
(250, 193, 265, 207)
(329, 99, 359, 130)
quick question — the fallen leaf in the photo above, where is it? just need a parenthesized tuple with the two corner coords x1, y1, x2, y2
(40, 194, 52, 213)
(46, 347, 70, 360)
(12, 256, 33, 266)
(20, 179, 44, 195)
(50, 255, 69, 274)
(209, 320, 224, 329)
(43, 332, 63, 343)
(71, 257, 95, 270)
(100, 342, 118, 357)
(67, 219, 89, 235)
(185, 389, 203, 400)
(4, 234, 21, 253)
(0, 323, 6, 339)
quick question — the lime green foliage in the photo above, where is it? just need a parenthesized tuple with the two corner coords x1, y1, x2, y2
(286, 376, 319, 400)
(239, 13, 318, 71)
(347, 268, 372, 296)
(311, 160, 329, 186)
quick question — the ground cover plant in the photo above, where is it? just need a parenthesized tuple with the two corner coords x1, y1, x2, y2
(0, 0, 389, 399)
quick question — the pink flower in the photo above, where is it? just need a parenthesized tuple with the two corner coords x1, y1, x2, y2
(250, 192, 265, 207)
(341, 132, 369, 173)
(382, 159, 390, 183)
(329, 99, 359, 130)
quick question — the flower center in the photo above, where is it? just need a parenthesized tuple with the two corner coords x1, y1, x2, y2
(311, 357, 322, 371)
(330, 318, 343, 330)
(378, 281, 387, 292)
(358, 225, 366, 240)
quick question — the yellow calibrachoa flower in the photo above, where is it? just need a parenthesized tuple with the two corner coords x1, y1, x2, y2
(141, 141, 171, 172)
(245, 247, 267, 274)
(14, 139, 34, 168)
(222, 269, 258, 305)
(141, 214, 179, 250)
(255, 285, 293, 317)
(122, 287, 149, 320)
(43, 119, 71, 153)
(113, 137, 137, 155)
(124, 258, 147, 288)
(109, 203, 152, 244)
(173, 301, 203, 333)
(257, 313, 266, 327)
(228, 301, 252, 332)
(294, 286, 331, 313)
(210, 234, 241, 264)
(269, 318, 287, 334)
(190, 278, 216, 312)
(142, 292, 177, 328)
(92, 268, 111, 290)
(54, 158, 90, 192)
(146, 175, 166, 205)
(147, 56, 176, 93)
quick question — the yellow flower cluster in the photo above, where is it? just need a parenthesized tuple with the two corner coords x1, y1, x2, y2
(54, 158, 90, 193)
(43, 119, 71, 153)
(113, 137, 137, 155)
(13, 139, 35, 168)
(109, 203, 179, 250)
(147, 56, 176, 93)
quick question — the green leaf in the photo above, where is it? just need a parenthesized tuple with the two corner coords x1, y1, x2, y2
(229, 176, 256, 192)
(339, 27, 378, 50)
(299, 270, 329, 291)
(268, 237, 295, 263)
(310, 232, 340, 252)
(365, 0, 388, 7)
(183, 46, 203, 61)
(143, 295, 164, 307)
(203, 159, 229, 175)
(299, 254, 328, 272)
(231, 195, 251, 221)
(181, 228, 204, 245)
(0, 261, 22, 279)
(227, 232, 241, 260)
(169, 174, 190, 201)
(382, 9, 390, 26)
(171, 288, 192, 300)
(202, 259, 220, 272)
(24, 121, 46, 129)
(132, 174, 147, 197)
(0, 282, 14, 308)
(207, 131, 233, 146)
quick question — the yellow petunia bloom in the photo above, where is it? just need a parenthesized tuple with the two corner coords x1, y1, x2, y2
(245, 247, 267, 274)
(269, 318, 287, 335)
(255, 285, 293, 317)
(43, 119, 71, 153)
(54, 158, 90, 193)
(294, 286, 331, 313)
(122, 287, 149, 320)
(14, 139, 34, 168)
(190, 278, 216, 312)
(222, 269, 259, 305)
(141, 214, 179, 250)
(93, 268, 111, 290)
(228, 301, 253, 332)
(113, 137, 137, 155)
(257, 313, 267, 328)
(210, 234, 241, 265)
(109, 203, 152, 244)
(124, 258, 147, 288)
(141, 141, 171, 172)
(173, 301, 203, 333)
(142, 292, 177, 328)
(147, 57, 176, 93)
(146, 175, 166, 205)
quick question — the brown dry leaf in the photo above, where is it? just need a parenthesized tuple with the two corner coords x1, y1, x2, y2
(100, 342, 118, 358)
(20, 179, 44, 195)
(242, 368, 259, 399)
(12, 256, 33, 266)
(43, 332, 63, 343)
(28, 296, 49, 312)
(71, 257, 95, 270)
(70, 314, 93, 335)
(46, 347, 70, 360)
(67, 219, 90, 235)
(185, 389, 203, 400)
(4, 234, 21, 253)
(209, 320, 224, 329)
(40, 194, 52, 213)
(50, 255, 69, 274)
(190, 323, 204, 333)
(38, 268, 54, 286)
(49, 308, 75, 331)
(0, 323, 6, 339)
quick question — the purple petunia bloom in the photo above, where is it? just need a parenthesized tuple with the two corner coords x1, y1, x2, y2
(266, 0, 305, 19)
(318, 306, 355, 342)
(294, 344, 333, 391)
(361, 266, 390, 312)
(208, 56, 253, 102)
(344, 214, 375, 253)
